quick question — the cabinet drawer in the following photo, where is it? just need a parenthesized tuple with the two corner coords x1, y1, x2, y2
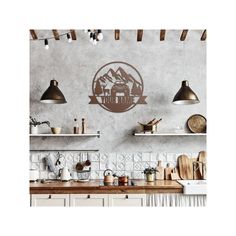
(70, 194, 108, 207)
(31, 194, 69, 207)
(109, 194, 146, 207)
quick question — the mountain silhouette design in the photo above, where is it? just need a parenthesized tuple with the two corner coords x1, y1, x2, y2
(97, 67, 142, 86)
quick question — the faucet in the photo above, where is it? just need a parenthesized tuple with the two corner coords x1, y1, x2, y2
(193, 161, 206, 180)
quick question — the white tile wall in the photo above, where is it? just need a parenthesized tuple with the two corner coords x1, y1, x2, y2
(29, 151, 200, 180)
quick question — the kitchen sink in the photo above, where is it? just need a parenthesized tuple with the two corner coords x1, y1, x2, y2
(177, 180, 207, 195)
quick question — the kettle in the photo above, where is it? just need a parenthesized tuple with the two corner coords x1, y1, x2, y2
(103, 169, 115, 184)
(59, 167, 71, 181)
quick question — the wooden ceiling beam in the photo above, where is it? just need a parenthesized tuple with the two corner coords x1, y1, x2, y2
(52, 30, 60, 40)
(137, 29, 143, 42)
(180, 29, 188, 41)
(160, 29, 166, 41)
(30, 30, 38, 40)
(70, 30, 77, 40)
(115, 29, 120, 40)
(201, 29, 207, 41)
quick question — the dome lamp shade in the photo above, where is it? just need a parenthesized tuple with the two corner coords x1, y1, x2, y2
(40, 79, 67, 104)
(172, 80, 200, 105)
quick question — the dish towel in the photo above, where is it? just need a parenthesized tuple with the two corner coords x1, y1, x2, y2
(146, 194, 206, 207)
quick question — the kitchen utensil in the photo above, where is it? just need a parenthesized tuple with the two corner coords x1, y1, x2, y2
(164, 163, 173, 180)
(193, 161, 203, 179)
(198, 151, 207, 176)
(138, 118, 162, 133)
(51, 127, 62, 134)
(155, 160, 164, 180)
(191, 157, 201, 180)
(44, 155, 56, 172)
(58, 167, 71, 181)
(187, 114, 206, 133)
(54, 152, 66, 174)
(170, 167, 181, 180)
(103, 169, 115, 183)
(75, 160, 91, 171)
(178, 155, 193, 180)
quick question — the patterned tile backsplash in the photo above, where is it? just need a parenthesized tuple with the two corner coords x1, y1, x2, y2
(29, 151, 199, 180)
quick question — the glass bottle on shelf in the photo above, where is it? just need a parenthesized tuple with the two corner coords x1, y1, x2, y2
(73, 118, 79, 134)
(81, 118, 86, 134)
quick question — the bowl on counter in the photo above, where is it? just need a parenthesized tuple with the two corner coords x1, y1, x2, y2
(51, 127, 61, 134)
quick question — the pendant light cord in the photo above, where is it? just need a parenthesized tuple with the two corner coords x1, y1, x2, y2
(183, 40, 186, 80)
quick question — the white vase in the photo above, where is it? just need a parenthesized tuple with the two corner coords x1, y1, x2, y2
(30, 125, 38, 134)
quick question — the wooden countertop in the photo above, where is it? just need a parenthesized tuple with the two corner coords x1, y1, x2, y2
(30, 179, 183, 194)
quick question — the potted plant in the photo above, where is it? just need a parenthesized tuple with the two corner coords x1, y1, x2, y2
(29, 116, 50, 134)
(143, 167, 157, 182)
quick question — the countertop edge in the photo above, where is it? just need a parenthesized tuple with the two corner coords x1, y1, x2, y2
(30, 180, 183, 194)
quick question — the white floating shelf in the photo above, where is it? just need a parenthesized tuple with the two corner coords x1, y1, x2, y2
(133, 133, 206, 136)
(30, 131, 100, 138)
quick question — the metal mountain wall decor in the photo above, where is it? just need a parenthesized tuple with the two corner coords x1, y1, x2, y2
(89, 61, 147, 113)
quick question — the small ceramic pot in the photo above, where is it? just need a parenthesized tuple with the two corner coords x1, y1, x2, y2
(51, 127, 61, 134)
(30, 125, 38, 134)
(145, 173, 155, 182)
(118, 176, 129, 184)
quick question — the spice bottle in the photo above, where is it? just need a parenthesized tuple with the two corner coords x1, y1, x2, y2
(81, 118, 86, 134)
(73, 118, 79, 134)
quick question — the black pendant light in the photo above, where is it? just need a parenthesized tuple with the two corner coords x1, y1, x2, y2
(172, 80, 200, 105)
(40, 79, 67, 104)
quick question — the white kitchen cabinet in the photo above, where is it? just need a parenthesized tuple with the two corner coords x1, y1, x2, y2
(31, 194, 147, 207)
(70, 194, 108, 207)
(108, 194, 146, 207)
(31, 194, 69, 207)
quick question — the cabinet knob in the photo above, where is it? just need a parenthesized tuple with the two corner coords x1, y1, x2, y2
(48, 195, 51, 199)
(87, 194, 90, 199)
(125, 195, 129, 199)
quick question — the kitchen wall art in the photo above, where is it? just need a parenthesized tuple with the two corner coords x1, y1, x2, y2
(30, 30, 206, 153)
(89, 61, 147, 113)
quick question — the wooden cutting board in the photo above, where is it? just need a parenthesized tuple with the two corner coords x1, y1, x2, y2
(198, 151, 207, 163)
(164, 163, 173, 180)
(198, 151, 207, 176)
(170, 167, 181, 180)
(178, 155, 193, 179)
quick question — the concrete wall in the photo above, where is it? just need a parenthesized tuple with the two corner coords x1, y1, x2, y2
(30, 30, 206, 153)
